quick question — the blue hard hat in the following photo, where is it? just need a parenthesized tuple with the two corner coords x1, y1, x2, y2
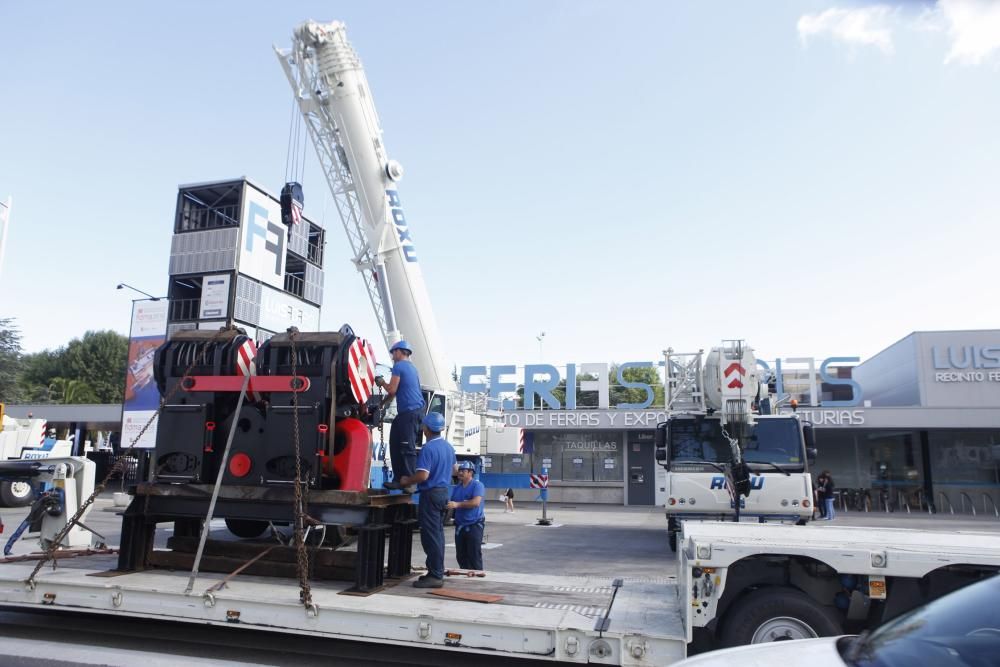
(389, 340, 412, 354)
(422, 412, 446, 433)
(457, 460, 475, 471)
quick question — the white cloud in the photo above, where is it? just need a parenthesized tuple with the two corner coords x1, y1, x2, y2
(797, 6, 896, 54)
(938, 0, 1000, 65)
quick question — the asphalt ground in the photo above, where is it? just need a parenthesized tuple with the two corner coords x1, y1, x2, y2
(1, 495, 998, 665)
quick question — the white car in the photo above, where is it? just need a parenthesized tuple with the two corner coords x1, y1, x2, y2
(677, 574, 1000, 666)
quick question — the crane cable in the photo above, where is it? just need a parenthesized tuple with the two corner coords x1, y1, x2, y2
(284, 98, 308, 185)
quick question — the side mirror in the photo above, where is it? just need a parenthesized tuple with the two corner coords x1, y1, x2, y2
(655, 422, 668, 467)
(803, 423, 816, 449)
(807, 447, 818, 466)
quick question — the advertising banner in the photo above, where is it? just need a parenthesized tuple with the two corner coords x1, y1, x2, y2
(122, 299, 168, 449)
(238, 184, 286, 290)
(199, 274, 230, 319)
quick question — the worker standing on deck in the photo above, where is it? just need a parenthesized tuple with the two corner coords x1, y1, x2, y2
(447, 461, 486, 571)
(376, 340, 425, 490)
(395, 412, 456, 588)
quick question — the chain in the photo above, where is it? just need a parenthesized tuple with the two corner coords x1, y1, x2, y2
(288, 328, 314, 610)
(377, 387, 388, 481)
(26, 327, 236, 587)
(719, 424, 742, 464)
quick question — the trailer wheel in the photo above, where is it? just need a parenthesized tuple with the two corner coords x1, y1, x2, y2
(720, 587, 842, 647)
(225, 518, 269, 539)
(0, 481, 34, 507)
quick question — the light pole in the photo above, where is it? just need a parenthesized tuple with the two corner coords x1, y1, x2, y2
(117, 283, 160, 301)
(536, 331, 546, 361)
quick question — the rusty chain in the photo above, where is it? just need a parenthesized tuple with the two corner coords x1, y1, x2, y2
(26, 327, 237, 588)
(288, 328, 314, 610)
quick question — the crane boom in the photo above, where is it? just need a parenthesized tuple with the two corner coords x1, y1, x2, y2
(275, 21, 454, 394)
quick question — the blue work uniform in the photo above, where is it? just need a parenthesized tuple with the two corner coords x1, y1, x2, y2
(415, 435, 456, 580)
(388, 359, 425, 481)
(450, 479, 486, 571)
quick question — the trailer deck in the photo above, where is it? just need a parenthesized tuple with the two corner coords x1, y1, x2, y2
(0, 556, 686, 665)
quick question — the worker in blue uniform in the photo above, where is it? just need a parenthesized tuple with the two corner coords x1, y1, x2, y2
(376, 340, 425, 490)
(447, 461, 485, 571)
(394, 412, 456, 588)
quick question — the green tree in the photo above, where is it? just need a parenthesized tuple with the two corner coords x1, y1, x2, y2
(61, 331, 128, 403)
(0, 318, 24, 402)
(19, 349, 64, 402)
(609, 363, 665, 408)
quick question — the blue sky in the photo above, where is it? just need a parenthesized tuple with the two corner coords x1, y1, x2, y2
(1, 1, 998, 371)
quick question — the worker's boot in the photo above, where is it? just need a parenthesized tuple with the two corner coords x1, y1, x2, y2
(413, 576, 444, 588)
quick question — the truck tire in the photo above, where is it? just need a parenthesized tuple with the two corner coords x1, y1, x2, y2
(225, 518, 269, 539)
(0, 481, 34, 507)
(720, 587, 842, 647)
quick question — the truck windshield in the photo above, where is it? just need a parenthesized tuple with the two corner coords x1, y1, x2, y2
(744, 419, 804, 466)
(668, 418, 804, 467)
(669, 419, 729, 464)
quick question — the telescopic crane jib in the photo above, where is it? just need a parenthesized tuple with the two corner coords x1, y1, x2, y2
(276, 21, 496, 455)
(275, 21, 452, 394)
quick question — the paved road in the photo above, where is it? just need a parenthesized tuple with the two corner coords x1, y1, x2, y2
(1, 495, 998, 665)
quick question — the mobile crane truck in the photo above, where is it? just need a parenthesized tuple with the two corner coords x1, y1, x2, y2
(656, 341, 816, 550)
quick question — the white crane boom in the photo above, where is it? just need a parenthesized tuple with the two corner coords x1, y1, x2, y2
(275, 21, 454, 395)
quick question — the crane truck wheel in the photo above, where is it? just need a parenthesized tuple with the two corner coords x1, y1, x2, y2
(719, 587, 842, 647)
(225, 518, 270, 539)
(0, 481, 34, 507)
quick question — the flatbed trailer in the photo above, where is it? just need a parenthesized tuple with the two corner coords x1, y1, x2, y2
(0, 556, 686, 665)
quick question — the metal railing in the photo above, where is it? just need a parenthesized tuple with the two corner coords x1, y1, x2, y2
(983, 493, 999, 518)
(960, 491, 977, 517)
(284, 272, 305, 297)
(938, 491, 955, 515)
(177, 199, 240, 232)
(168, 298, 200, 322)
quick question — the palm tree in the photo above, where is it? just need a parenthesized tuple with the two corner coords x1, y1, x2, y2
(47, 377, 99, 404)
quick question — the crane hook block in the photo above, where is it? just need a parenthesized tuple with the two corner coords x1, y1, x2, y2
(280, 182, 304, 226)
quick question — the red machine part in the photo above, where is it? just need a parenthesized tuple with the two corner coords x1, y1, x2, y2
(323, 418, 372, 492)
(229, 452, 253, 478)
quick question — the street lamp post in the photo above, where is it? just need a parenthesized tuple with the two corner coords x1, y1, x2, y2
(536, 331, 546, 361)
(117, 283, 160, 301)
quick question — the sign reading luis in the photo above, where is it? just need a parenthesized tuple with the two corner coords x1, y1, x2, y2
(460, 357, 863, 410)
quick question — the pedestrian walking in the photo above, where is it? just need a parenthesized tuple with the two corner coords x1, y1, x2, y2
(447, 461, 485, 571)
(376, 340, 425, 490)
(504, 487, 515, 513)
(393, 412, 456, 588)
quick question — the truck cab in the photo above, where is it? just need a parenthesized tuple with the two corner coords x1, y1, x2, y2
(656, 413, 817, 550)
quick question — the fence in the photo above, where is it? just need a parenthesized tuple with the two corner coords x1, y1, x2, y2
(832, 487, 998, 518)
